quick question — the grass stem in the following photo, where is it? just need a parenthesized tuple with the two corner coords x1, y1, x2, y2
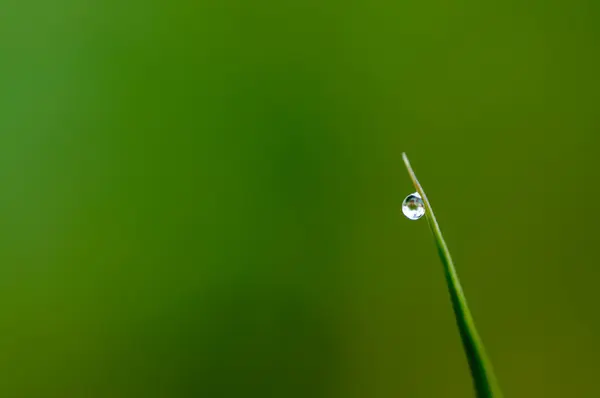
(402, 153, 502, 398)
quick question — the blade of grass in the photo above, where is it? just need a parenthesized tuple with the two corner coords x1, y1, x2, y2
(402, 153, 502, 398)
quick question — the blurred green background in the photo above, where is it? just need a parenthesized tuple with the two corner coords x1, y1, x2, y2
(0, 1, 599, 397)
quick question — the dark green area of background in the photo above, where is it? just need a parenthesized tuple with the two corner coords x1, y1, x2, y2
(0, 1, 599, 397)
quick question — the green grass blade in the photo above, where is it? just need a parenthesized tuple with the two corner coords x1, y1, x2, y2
(402, 153, 503, 398)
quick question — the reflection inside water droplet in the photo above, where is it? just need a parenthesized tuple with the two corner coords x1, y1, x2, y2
(402, 192, 425, 220)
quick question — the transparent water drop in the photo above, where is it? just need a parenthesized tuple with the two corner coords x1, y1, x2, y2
(402, 192, 425, 220)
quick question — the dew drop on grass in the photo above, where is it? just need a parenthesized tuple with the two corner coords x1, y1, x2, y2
(402, 192, 425, 220)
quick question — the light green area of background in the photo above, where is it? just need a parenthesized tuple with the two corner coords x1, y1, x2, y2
(0, 1, 599, 397)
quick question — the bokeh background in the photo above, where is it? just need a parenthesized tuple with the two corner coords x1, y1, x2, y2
(1, 1, 599, 397)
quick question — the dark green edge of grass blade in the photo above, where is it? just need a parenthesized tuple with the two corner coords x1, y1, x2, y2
(402, 153, 503, 398)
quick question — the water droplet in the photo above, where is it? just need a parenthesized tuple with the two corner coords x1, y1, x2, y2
(402, 192, 425, 220)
